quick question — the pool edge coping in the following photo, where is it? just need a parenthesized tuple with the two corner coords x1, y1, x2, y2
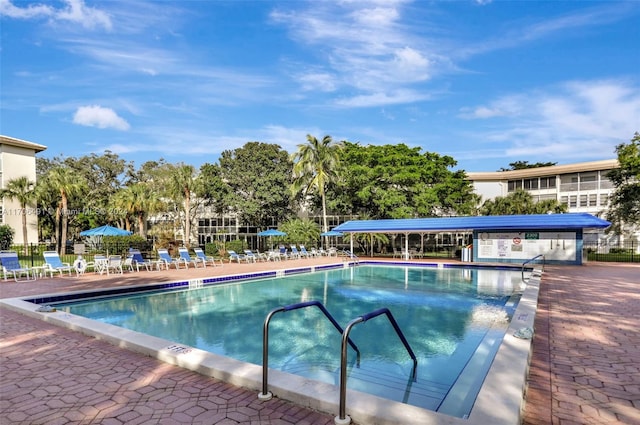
(0, 261, 540, 425)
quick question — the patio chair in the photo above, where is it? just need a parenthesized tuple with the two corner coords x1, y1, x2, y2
(298, 245, 311, 258)
(278, 245, 291, 260)
(0, 250, 34, 281)
(178, 247, 205, 268)
(243, 250, 259, 263)
(227, 250, 247, 263)
(157, 248, 187, 269)
(43, 251, 76, 277)
(193, 247, 223, 267)
(93, 254, 109, 275)
(289, 245, 301, 259)
(107, 255, 124, 274)
(266, 250, 281, 261)
(128, 248, 158, 271)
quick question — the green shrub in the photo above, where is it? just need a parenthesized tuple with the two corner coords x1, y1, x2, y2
(225, 239, 246, 256)
(0, 225, 14, 250)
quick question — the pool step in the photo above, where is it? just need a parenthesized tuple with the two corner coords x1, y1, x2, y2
(281, 361, 450, 410)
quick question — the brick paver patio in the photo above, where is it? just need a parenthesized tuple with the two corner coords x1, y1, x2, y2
(522, 263, 640, 425)
(1, 258, 639, 424)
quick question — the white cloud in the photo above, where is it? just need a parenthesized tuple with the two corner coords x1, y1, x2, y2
(0, 0, 53, 19)
(459, 79, 640, 162)
(73, 105, 130, 130)
(271, 2, 441, 104)
(0, 0, 112, 30)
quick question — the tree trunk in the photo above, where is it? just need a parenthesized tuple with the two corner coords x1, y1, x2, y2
(184, 189, 191, 248)
(60, 193, 68, 255)
(21, 206, 28, 255)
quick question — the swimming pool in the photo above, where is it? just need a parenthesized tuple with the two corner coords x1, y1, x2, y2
(51, 264, 524, 419)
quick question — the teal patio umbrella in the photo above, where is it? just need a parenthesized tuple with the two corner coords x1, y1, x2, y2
(258, 229, 287, 250)
(80, 224, 133, 237)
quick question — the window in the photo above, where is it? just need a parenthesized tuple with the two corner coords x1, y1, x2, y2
(560, 196, 569, 206)
(507, 180, 522, 192)
(539, 177, 556, 189)
(580, 195, 588, 207)
(524, 178, 539, 190)
(600, 194, 609, 207)
(569, 195, 577, 208)
(589, 194, 598, 207)
(579, 173, 597, 190)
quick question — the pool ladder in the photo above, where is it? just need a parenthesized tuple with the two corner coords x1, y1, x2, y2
(340, 250, 359, 264)
(521, 254, 545, 283)
(258, 302, 417, 425)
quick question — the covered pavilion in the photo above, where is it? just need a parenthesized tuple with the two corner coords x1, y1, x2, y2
(333, 213, 611, 265)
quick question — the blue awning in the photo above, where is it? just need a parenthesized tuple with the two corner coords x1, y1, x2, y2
(333, 213, 610, 233)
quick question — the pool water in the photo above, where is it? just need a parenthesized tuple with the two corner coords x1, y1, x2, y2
(55, 265, 523, 418)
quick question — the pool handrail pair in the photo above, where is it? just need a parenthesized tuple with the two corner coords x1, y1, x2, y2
(259, 301, 418, 425)
(258, 300, 361, 401)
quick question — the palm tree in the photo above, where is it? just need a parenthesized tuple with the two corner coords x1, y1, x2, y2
(291, 135, 343, 238)
(0, 176, 37, 254)
(44, 167, 86, 254)
(113, 183, 164, 237)
(168, 164, 200, 248)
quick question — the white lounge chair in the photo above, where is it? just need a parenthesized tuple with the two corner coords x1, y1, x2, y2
(193, 247, 223, 267)
(0, 251, 33, 281)
(157, 248, 186, 269)
(227, 250, 248, 263)
(128, 249, 159, 271)
(178, 247, 205, 268)
(43, 251, 75, 277)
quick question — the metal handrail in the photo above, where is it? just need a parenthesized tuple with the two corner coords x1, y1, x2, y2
(258, 300, 360, 401)
(336, 308, 417, 424)
(522, 254, 545, 283)
(341, 250, 359, 263)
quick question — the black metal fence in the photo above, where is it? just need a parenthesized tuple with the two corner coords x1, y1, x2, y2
(3, 241, 155, 268)
(3, 239, 639, 267)
(583, 240, 640, 263)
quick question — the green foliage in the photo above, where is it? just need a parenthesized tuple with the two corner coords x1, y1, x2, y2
(480, 189, 567, 215)
(204, 242, 220, 256)
(0, 225, 15, 250)
(326, 142, 478, 219)
(217, 142, 294, 228)
(291, 135, 343, 232)
(607, 132, 640, 232)
(225, 239, 246, 255)
(279, 218, 321, 247)
(499, 161, 557, 171)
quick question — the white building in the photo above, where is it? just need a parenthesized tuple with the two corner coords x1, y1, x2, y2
(0, 135, 47, 244)
(467, 159, 619, 216)
(466, 159, 633, 246)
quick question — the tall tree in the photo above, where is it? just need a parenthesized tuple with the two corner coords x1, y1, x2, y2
(43, 167, 87, 254)
(216, 142, 293, 228)
(326, 142, 477, 219)
(607, 132, 640, 234)
(291, 135, 343, 234)
(0, 176, 37, 254)
(168, 163, 201, 247)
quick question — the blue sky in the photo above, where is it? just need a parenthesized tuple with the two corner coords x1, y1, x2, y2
(1, 0, 639, 173)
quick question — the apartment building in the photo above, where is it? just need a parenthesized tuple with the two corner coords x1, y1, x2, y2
(467, 159, 618, 216)
(0, 135, 47, 244)
(466, 159, 624, 244)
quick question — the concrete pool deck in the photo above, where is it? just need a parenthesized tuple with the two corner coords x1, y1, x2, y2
(1, 257, 638, 424)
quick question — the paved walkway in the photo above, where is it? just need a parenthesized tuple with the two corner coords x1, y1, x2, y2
(522, 263, 640, 425)
(1, 258, 639, 424)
